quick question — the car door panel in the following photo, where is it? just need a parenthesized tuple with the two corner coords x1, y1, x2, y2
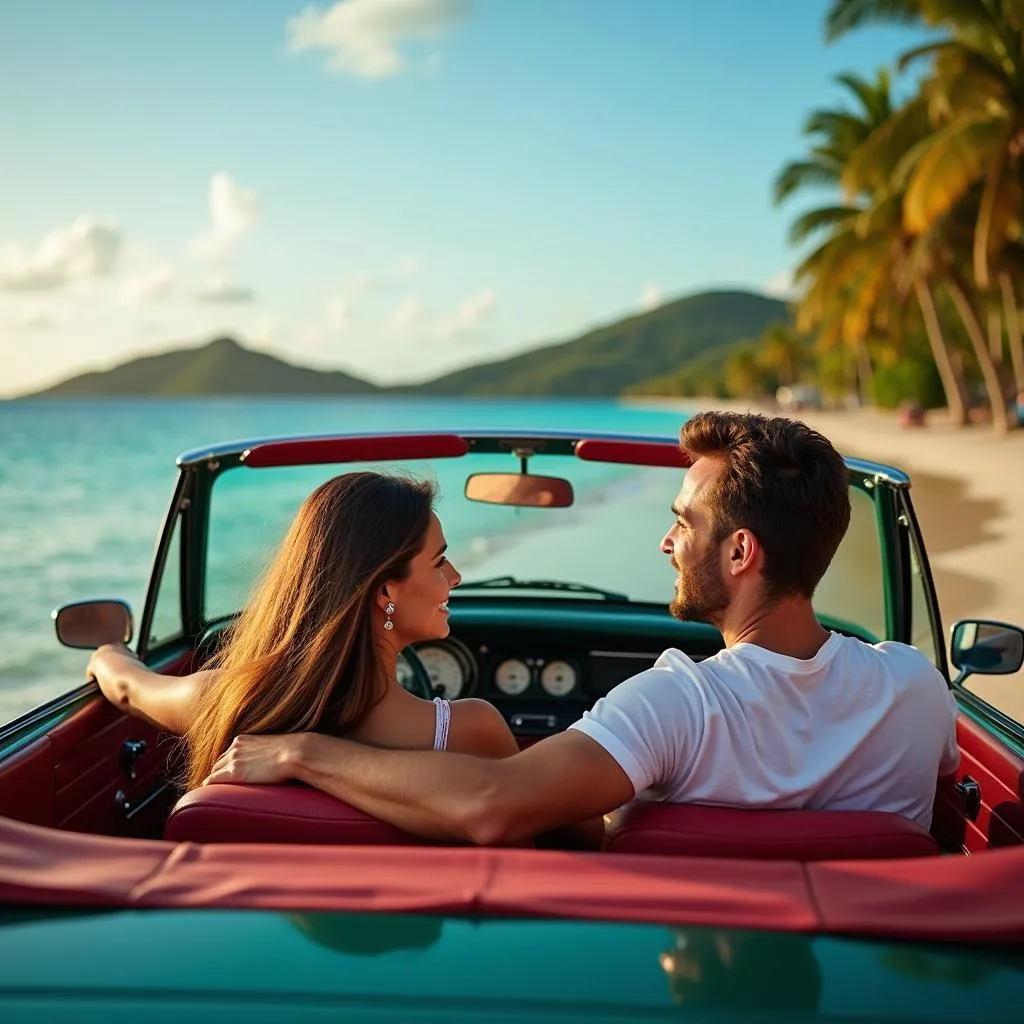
(0, 738, 54, 828)
(934, 713, 1024, 852)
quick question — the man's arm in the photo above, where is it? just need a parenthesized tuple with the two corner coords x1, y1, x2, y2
(204, 729, 635, 845)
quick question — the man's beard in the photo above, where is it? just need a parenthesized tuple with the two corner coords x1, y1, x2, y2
(669, 544, 730, 625)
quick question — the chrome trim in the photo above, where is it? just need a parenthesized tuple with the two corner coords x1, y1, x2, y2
(844, 457, 911, 488)
(590, 649, 708, 663)
(589, 650, 663, 659)
(0, 683, 97, 756)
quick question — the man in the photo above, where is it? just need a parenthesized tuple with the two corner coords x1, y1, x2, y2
(205, 411, 960, 844)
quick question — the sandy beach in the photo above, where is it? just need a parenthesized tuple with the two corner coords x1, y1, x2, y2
(699, 402, 1024, 721)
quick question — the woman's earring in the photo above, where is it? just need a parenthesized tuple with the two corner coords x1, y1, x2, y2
(384, 602, 395, 631)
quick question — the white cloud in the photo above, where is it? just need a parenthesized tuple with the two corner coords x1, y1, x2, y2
(395, 255, 421, 277)
(326, 296, 352, 332)
(286, 0, 471, 78)
(9, 304, 56, 330)
(0, 216, 122, 292)
(197, 276, 256, 304)
(640, 283, 662, 312)
(343, 270, 375, 294)
(435, 286, 494, 340)
(192, 172, 260, 263)
(250, 316, 278, 346)
(763, 268, 798, 299)
(122, 265, 174, 304)
(389, 294, 422, 334)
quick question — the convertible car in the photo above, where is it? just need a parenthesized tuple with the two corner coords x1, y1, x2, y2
(3, 428, 1024, 1020)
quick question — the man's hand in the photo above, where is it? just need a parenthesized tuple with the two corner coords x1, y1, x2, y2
(203, 733, 305, 786)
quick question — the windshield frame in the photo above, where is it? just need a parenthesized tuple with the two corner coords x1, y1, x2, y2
(141, 430, 910, 659)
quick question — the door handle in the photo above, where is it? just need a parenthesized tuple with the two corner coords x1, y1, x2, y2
(954, 775, 981, 822)
(120, 738, 148, 781)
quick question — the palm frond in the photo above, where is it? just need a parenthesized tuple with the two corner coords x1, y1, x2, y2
(932, 60, 1010, 118)
(835, 70, 893, 124)
(825, 0, 923, 43)
(903, 114, 1004, 233)
(855, 189, 903, 238)
(804, 109, 870, 143)
(974, 130, 1022, 286)
(788, 205, 860, 246)
(773, 160, 842, 204)
(1004, 0, 1024, 33)
(842, 97, 933, 196)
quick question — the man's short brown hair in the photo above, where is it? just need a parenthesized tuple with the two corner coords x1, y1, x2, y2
(679, 411, 851, 599)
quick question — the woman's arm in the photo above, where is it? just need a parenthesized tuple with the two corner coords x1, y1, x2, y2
(85, 643, 214, 735)
(447, 698, 520, 758)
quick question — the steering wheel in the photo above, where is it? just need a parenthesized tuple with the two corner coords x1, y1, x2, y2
(399, 645, 435, 700)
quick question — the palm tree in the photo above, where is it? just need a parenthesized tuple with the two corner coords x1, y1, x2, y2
(775, 72, 897, 404)
(724, 345, 770, 398)
(827, 0, 1024, 429)
(759, 324, 808, 387)
(776, 72, 972, 421)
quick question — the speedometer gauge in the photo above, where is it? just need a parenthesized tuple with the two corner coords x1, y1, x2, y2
(417, 645, 466, 699)
(540, 660, 578, 696)
(494, 658, 531, 695)
(395, 652, 417, 692)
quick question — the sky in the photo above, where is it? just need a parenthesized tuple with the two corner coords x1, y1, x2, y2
(0, 0, 928, 396)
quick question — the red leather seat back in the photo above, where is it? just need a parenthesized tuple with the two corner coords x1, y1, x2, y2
(164, 784, 429, 846)
(603, 803, 940, 861)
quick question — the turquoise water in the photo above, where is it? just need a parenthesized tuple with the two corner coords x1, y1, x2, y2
(0, 397, 692, 723)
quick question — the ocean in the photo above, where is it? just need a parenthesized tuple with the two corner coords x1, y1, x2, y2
(0, 397, 693, 723)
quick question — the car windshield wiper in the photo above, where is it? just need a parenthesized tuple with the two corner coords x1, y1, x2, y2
(456, 575, 630, 602)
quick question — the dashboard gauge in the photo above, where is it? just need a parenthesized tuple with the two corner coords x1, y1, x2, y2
(540, 659, 578, 697)
(417, 644, 467, 700)
(395, 652, 417, 692)
(494, 658, 532, 696)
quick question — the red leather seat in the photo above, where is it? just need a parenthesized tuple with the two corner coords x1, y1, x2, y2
(164, 784, 429, 846)
(603, 803, 940, 861)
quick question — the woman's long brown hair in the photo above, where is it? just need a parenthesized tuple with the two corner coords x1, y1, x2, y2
(184, 471, 436, 790)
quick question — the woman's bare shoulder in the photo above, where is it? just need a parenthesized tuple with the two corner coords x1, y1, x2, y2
(447, 698, 519, 758)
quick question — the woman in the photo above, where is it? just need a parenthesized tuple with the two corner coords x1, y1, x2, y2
(86, 471, 519, 792)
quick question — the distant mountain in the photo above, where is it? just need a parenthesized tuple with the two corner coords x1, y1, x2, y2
(407, 290, 791, 396)
(21, 289, 791, 399)
(29, 336, 380, 397)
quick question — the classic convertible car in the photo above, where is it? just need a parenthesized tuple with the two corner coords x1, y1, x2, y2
(3, 427, 1024, 1020)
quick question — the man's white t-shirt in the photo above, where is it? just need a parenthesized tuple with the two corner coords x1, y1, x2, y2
(569, 632, 960, 828)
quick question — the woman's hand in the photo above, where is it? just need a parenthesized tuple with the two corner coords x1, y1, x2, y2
(86, 642, 142, 707)
(202, 733, 305, 787)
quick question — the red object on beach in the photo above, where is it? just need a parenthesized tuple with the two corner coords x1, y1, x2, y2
(897, 402, 926, 428)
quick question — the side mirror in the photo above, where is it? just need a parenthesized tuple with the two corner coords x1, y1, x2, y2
(53, 599, 134, 650)
(464, 473, 574, 508)
(950, 619, 1024, 678)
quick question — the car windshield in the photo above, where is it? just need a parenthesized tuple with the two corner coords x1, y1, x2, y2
(203, 449, 886, 641)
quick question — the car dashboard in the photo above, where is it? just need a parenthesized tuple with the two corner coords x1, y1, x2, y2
(402, 598, 725, 738)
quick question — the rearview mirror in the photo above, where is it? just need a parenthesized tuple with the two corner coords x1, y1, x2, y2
(53, 599, 134, 649)
(464, 473, 574, 508)
(950, 619, 1024, 677)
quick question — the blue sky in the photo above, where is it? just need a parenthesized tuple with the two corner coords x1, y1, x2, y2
(0, 0, 927, 395)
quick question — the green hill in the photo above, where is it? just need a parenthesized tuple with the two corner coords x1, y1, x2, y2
(407, 290, 790, 396)
(30, 336, 380, 397)
(23, 289, 791, 399)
